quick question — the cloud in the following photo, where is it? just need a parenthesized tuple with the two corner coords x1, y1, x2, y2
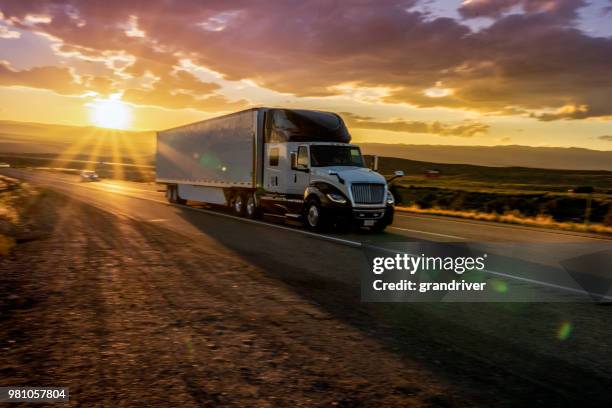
(459, 0, 587, 20)
(0, 24, 20, 38)
(597, 135, 612, 142)
(0, 0, 610, 120)
(341, 112, 489, 137)
(122, 69, 248, 111)
(0, 61, 81, 94)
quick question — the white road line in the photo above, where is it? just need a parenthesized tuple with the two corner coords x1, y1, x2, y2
(390, 226, 465, 240)
(13, 171, 364, 248)
(481, 268, 612, 301)
(172, 203, 363, 247)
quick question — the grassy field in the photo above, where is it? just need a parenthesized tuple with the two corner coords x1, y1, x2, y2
(378, 157, 612, 231)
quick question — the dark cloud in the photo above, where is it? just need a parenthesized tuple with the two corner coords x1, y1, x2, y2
(597, 135, 612, 141)
(341, 112, 489, 137)
(0, 0, 610, 120)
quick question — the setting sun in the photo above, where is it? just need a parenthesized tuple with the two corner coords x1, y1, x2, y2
(90, 98, 132, 129)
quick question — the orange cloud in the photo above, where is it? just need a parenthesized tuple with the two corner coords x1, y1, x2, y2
(0, 61, 81, 94)
(0, 0, 610, 120)
(341, 113, 490, 138)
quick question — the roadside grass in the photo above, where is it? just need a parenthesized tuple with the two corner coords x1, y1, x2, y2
(389, 169, 612, 235)
(395, 205, 612, 235)
(0, 176, 40, 255)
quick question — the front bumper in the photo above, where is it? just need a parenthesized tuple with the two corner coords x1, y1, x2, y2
(349, 206, 394, 226)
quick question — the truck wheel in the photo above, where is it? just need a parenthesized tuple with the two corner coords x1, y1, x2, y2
(232, 193, 246, 217)
(168, 185, 186, 205)
(304, 198, 326, 232)
(245, 194, 258, 219)
(175, 187, 187, 205)
(167, 185, 178, 204)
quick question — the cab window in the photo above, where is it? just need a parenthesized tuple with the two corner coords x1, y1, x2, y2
(269, 148, 279, 166)
(297, 146, 309, 168)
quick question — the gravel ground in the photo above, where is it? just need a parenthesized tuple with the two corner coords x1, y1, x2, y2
(1, 187, 611, 407)
(0, 190, 459, 407)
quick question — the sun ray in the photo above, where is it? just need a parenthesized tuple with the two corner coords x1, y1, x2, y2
(118, 133, 147, 181)
(47, 131, 97, 171)
(109, 131, 125, 180)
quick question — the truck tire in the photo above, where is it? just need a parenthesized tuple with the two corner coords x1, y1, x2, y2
(232, 192, 246, 217)
(304, 198, 326, 232)
(245, 193, 259, 219)
(167, 185, 186, 205)
(175, 187, 187, 205)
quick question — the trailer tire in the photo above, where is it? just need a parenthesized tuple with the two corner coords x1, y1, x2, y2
(167, 185, 186, 205)
(245, 193, 259, 219)
(232, 192, 246, 217)
(304, 198, 326, 232)
(175, 187, 187, 205)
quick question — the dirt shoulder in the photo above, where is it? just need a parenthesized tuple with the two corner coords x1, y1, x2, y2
(0, 189, 465, 407)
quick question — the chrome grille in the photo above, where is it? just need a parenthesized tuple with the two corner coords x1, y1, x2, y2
(351, 183, 385, 204)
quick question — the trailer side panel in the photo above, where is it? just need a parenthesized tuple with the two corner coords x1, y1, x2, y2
(156, 110, 256, 187)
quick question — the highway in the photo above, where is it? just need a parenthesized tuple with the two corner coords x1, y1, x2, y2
(2, 168, 612, 406)
(3, 168, 610, 302)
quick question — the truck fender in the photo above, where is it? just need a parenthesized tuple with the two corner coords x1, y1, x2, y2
(304, 182, 349, 206)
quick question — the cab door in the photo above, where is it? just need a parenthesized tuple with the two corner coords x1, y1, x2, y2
(287, 145, 310, 196)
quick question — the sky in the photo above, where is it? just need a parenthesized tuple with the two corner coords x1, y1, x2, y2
(0, 0, 611, 149)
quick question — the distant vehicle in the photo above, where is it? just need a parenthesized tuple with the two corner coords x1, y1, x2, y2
(80, 170, 100, 182)
(0, 162, 10, 168)
(156, 108, 402, 232)
(425, 169, 441, 178)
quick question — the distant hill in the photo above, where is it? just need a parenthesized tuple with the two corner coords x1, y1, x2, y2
(360, 143, 612, 171)
(2, 120, 612, 171)
(373, 156, 612, 191)
(0, 120, 155, 159)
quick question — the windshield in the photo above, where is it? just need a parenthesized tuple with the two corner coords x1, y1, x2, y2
(309, 145, 364, 167)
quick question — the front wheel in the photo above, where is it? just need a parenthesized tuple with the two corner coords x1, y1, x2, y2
(304, 199, 326, 232)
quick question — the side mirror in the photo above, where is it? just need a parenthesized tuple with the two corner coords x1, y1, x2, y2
(372, 155, 379, 171)
(394, 170, 404, 177)
(290, 152, 298, 170)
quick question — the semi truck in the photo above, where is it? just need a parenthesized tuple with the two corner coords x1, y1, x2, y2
(156, 108, 401, 232)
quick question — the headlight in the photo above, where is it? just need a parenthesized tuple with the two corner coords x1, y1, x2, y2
(326, 193, 347, 204)
(386, 190, 395, 205)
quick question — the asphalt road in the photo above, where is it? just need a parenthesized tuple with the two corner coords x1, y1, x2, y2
(2, 168, 612, 406)
(3, 168, 611, 302)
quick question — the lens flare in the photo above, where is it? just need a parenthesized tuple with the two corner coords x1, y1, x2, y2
(557, 321, 573, 340)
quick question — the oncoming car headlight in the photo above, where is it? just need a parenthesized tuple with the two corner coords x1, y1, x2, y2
(386, 189, 395, 205)
(326, 193, 347, 204)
